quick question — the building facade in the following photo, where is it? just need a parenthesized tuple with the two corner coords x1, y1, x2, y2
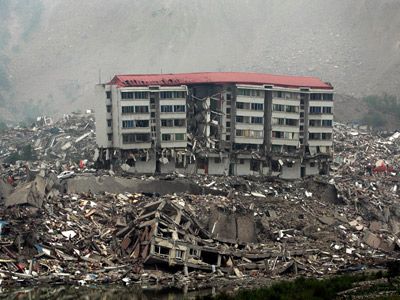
(95, 72, 334, 178)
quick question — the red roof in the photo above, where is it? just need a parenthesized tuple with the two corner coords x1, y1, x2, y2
(109, 72, 333, 90)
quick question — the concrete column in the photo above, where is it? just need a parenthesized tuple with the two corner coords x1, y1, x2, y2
(265, 90, 273, 154)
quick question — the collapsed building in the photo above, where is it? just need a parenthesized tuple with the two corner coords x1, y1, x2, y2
(95, 72, 334, 179)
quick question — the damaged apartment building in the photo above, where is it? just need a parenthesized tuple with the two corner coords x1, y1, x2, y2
(95, 72, 334, 179)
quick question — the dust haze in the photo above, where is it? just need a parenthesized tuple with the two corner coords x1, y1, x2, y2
(0, 0, 399, 121)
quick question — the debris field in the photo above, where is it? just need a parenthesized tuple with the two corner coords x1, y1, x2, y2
(0, 117, 399, 289)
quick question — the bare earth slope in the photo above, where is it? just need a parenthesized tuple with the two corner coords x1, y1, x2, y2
(0, 0, 400, 120)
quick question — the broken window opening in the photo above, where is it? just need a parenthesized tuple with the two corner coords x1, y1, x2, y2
(154, 245, 170, 256)
(250, 160, 260, 172)
(126, 158, 135, 167)
(200, 251, 219, 265)
(175, 250, 184, 260)
(271, 160, 281, 172)
(189, 248, 200, 257)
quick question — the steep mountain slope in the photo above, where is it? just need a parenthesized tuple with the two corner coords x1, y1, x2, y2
(0, 0, 400, 121)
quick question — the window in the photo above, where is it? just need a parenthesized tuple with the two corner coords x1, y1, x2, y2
(106, 105, 112, 113)
(309, 133, 321, 140)
(214, 157, 221, 164)
(136, 120, 149, 127)
(236, 116, 244, 123)
(238, 89, 251, 96)
(161, 105, 173, 113)
(236, 129, 263, 138)
(273, 104, 285, 111)
(310, 106, 322, 114)
(251, 117, 263, 124)
(250, 160, 260, 172)
(122, 120, 134, 128)
(122, 134, 134, 144)
(226, 94, 232, 100)
(161, 119, 173, 127)
(134, 92, 148, 99)
(285, 119, 297, 126)
(160, 91, 173, 99)
(160, 91, 185, 99)
(239, 159, 245, 164)
(162, 134, 171, 141)
(322, 120, 332, 127)
(271, 145, 282, 153)
(190, 248, 200, 257)
(322, 107, 332, 114)
(286, 105, 297, 113)
(272, 131, 284, 138)
(277, 91, 283, 98)
(106, 91, 111, 99)
(236, 102, 246, 109)
(107, 119, 112, 127)
(174, 105, 186, 113)
(251, 103, 263, 111)
(135, 106, 149, 113)
(175, 250, 183, 259)
(174, 91, 186, 98)
(135, 133, 150, 142)
(175, 133, 185, 141)
(122, 106, 134, 114)
(226, 107, 231, 114)
(272, 118, 285, 125)
(323, 94, 333, 101)
(107, 134, 112, 141)
(122, 133, 150, 144)
(310, 93, 322, 100)
(174, 119, 185, 127)
(226, 121, 231, 127)
(283, 132, 297, 139)
(155, 246, 170, 256)
(322, 133, 332, 140)
(309, 120, 321, 127)
(121, 92, 134, 99)
(239, 89, 260, 97)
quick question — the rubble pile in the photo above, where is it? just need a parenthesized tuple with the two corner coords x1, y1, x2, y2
(0, 113, 96, 176)
(333, 123, 400, 175)
(0, 120, 398, 289)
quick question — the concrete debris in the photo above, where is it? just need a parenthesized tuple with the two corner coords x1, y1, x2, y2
(0, 118, 398, 289)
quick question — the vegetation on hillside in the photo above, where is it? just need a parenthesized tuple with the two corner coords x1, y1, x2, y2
(362, 94, 400, 128)
(201, 269, 400, 300)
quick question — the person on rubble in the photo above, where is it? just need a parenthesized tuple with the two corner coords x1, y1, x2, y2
(366, 163, 373, 176)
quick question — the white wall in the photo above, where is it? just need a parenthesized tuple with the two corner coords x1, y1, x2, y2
(280, 161, 301, 179)
(235, 159, 251, 176)
(208, 158, 229, 175)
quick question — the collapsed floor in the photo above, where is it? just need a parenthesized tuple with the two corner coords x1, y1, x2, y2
(0, 172, 398, 288)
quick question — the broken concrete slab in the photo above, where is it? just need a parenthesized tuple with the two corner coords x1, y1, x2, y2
(318, 216, 336, 226)
(363, 231, 381, 249)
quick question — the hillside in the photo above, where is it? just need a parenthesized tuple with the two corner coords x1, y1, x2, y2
(0, 0, 400, 121)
